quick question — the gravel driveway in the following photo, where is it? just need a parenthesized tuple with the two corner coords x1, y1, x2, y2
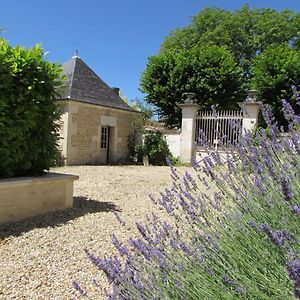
(0, 165, 192, 300)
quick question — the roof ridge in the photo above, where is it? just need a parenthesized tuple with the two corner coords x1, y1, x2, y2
(64, 57, 76, 98)
(68, 58, 76, 98)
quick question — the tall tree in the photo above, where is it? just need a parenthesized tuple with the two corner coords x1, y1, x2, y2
(161, 6, 300, 80)
(252, 45, 300, 126)
(141, 45, 244, 127)
(141, 6, 300, 127)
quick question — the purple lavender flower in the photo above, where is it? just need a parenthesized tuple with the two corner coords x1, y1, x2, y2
(111, 234, 130, 256)
(202, 159, 216, 179)
(282, 99, 296, 122)
(210, 192, 221, 210)
(291, 134, 300, 154)
(211, 105, 218, 119)
(72, 281, 87, 296)
(235, 286, 246, 295)
(253, 176, 264, 193)
(136, 222, 154, 244)
(292, 85, 300, 106)
(169, 238, 180, 250)
(206, 268, 213, 276)
(191, 157, 200, 170)
(179, 194, 189, 210)
(159, 191, 175, 214)
(182, 190, 197, 205)
(197, 128, 209, 146)
(271, 230, 285, 247)
(132, 272, 145, 292)
(129, 238, 152, 261)
(170, 165, 180, 181)
(183, 171, 197, 190)
(179, 241, 187, 252)
(165, 157, 172, 166)
(92, 278, 99, 287)
(228, 119, 240, 129)
(280, 176, 294, 201)
(113, 211, 125, 226)
(222, 275, 236, 286)
(221, 275, 246, 295)
(226, 156, 234, 174)
(289, 205, 300, 217)
(247, 220, 257, 229)
(161, 221, 172, 235)
(211, 151, 222, 164)
(260, 103, 275, 127)
(158, 257, 169, 270)
(105, 282, 118, 300)
(198, 175, 209, 189)
(286, 249, 300, 299)
(259, 223, 291, 248)
(84, 248, 122, 283)
(148, 193, 158, 205)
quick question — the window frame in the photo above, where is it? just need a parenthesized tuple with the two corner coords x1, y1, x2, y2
(100, 126, 108, 149)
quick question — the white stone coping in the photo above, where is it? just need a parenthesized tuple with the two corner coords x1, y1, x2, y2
(0, 172, 79, 188)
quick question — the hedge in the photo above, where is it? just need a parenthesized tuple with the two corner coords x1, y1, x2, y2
(0, 39, 64, 178)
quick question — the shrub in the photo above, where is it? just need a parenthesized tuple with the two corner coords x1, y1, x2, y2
(76, 91, 300, 299)
(0, 39, 64, 178)
(143, 131, 172, 165)
(131, 131, 172, 165)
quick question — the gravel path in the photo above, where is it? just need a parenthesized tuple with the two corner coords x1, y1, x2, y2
(0, 165, 192, 300)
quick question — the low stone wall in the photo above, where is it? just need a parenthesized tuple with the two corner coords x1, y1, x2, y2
(0, 173, 78, 225)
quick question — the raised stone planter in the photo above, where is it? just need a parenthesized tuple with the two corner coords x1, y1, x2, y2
(0, 173, 78, 225)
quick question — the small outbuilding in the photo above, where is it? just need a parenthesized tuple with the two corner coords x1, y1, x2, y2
(57, 54, 138, 165)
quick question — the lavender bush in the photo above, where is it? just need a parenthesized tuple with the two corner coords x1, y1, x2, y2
(74, 88, 300, 299)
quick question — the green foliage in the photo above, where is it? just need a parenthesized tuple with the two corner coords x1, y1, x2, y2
(141, 45, 244, 127)
(0, 39, 64, 178)
(168, 156, 190, 167)
(130, 98, 155, 121)
(144, 131, 172, 165)
(141, 5, 300, 127)
(161, 6, 300, 79)
(252, 45, 300, 126)
(131, 131, 172, 165)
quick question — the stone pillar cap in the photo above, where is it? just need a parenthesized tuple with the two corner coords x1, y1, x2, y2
(246, 90, 257, 102)
(178, 92, 200, 108)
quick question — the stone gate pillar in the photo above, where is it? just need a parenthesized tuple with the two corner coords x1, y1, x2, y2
(238, 90, 260, 133)
(178, 93, 200, 163)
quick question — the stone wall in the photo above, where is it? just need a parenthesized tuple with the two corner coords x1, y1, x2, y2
(0, 173, 78, 225)
(58, 100, 138, 165)
(164, 130, 181, 158)
(56, 101, 69, 163)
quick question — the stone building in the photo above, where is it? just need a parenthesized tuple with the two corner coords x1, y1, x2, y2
(57, 55, 138, 165)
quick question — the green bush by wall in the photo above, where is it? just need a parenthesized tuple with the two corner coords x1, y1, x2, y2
(0, 39, 64, 178)
(130, 131, 172, 165)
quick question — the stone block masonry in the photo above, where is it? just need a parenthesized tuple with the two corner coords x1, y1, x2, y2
(0, 173, 78, 225)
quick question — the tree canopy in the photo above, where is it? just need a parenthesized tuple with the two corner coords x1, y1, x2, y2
(252, 45, 300, 126)
(140, 5, 300, 127)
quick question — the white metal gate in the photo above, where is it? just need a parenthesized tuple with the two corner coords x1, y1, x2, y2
(195, 109, 243, 150)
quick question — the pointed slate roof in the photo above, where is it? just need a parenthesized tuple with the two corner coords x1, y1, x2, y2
(60, 56, 135, 112)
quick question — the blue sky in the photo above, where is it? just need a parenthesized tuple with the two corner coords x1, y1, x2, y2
(1, 0, 300, 102)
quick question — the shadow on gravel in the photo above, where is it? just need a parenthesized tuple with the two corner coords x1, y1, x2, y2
(0, 196, 120, 239)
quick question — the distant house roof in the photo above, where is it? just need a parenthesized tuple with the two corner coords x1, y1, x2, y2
(60, 56, 135, 112)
